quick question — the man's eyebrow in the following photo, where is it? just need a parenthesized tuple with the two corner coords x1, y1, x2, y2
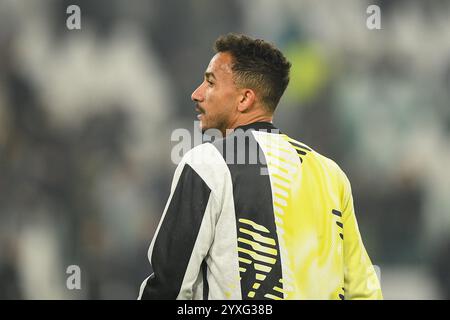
(204, 72, 216, 80)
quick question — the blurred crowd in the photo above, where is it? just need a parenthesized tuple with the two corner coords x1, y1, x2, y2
(0, 0, 449, 299)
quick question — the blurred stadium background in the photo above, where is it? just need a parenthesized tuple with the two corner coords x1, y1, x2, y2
(1, 0, 449, 299)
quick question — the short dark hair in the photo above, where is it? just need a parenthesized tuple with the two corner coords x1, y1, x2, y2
(214, 33, 291, 112)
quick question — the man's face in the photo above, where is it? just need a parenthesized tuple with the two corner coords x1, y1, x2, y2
(191, 52, 240, 135)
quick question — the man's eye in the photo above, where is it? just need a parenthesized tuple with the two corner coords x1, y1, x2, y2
(207, 80, 214, 86)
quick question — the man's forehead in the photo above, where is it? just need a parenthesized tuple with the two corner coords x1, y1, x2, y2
(206, 52, 233, 76)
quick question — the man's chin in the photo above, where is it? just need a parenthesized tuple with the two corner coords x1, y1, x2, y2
(198, 121, 223, 136)
(198, 118, 211, 131)
(198, 120, 205, 132)
(198, 122, 211, 135)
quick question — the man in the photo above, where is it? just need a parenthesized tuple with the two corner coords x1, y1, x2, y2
(138, 34, 382, 300)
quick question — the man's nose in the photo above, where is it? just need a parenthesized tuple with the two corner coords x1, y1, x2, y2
(191, 84, 204, 102)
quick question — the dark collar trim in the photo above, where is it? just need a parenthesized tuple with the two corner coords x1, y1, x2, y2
(234, 122, 281, 133)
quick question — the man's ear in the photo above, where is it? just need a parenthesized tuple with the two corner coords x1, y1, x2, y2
(237, 89, 256, 112)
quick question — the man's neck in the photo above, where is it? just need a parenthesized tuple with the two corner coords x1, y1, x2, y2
(225, 114, 273, 136)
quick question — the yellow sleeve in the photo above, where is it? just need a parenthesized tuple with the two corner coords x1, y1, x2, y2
(341, 173, 383, 300)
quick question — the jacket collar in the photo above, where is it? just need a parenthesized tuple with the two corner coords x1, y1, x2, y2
(234, 121, 280, 133)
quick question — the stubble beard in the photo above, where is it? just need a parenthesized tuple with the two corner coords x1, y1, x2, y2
(200, 113, 228, 137)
